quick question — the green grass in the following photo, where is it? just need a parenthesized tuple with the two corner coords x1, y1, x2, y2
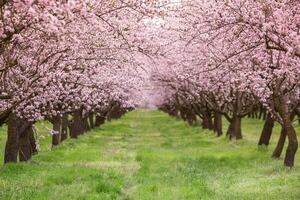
(0, 110, 299, 200)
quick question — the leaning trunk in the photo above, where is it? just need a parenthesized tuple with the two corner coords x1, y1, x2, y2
(275, 96, 298, 167)
(284, 125, 298, 167)
(258, 113, 274, 146)
(272, 127, 286, 158)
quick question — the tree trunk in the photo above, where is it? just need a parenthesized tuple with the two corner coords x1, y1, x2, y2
(258, 107, 264, 120)
(255, 110, 259, 119)
(68, 121, 78, 139)
(69, 111, 85, 138)
(95, 115, 106, 127)
(61, 114, 68, 141)
(29, 127, 38, 155)
(83, 117, 90, 131)
(51, 116, 61, 146)
(258, 113, 274, 146)
(202, 110, 213, 130)
(107, 105, 121, 121)
(4, 114, 20, 163)
(275, 96, 298, 167)
(213, 111, 223, 136)
(282, 115, 297, 167)
(180, 108, 187, 122)
(232, 116, 242, 139)
(19, 125, 33, 162)
(272, 127, 286, 158)
(226, 120, 233, 137)
(262, 111, 267, 120)
(227, 116, 242, 140)
(4, 114, 31, 163)
(186, 110, 196, 126)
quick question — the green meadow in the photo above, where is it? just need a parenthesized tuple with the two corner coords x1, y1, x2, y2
(0, 110, 299, 200)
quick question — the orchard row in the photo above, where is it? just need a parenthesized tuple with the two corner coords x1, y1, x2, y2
(0, 1, 299, 168)
(149, 0, 300, 167)
(0, 0, 158, 164)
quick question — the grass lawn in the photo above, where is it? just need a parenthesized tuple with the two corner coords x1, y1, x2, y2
(0, 110, 299, 200)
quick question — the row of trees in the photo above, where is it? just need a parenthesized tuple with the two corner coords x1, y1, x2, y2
(0, 0, 299, 168)
(0, 0, 164, 164)
(149, 0, 300, 167)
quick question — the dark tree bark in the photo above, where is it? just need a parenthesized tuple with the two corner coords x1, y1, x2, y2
(258, 113, 274, 146)
(4, 114, 32, 163)
(213, 111, 223, 136)
(69, 111, 85, 138)
(232, 116, 242, 139)
(226, 120, 233, 137)
(227, 115, 242, 140)
(274, 96, 298, 167)
(202, 109, 213, 130)
(254, 110, 259, 119)
(4, 114, 20, 163)
(61, 114, 68, 141)
(184, 109, 196, 126)
(262, 111, 267, 120)
(29, 127, 38, 155)
(282, 115, 297, 167)
(107, 104, 122, 121)
(19, 125, 33, 162)
(258, 107, 265, 120)
(51, 116, 61, 146)
(272, 127, 286, 158)
(68, 121, 78, 139)
(95, 115, 106, 127)
(179, 108, 187, 122)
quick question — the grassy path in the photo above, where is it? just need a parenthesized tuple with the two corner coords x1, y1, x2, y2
(0, 110, 300, 200)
